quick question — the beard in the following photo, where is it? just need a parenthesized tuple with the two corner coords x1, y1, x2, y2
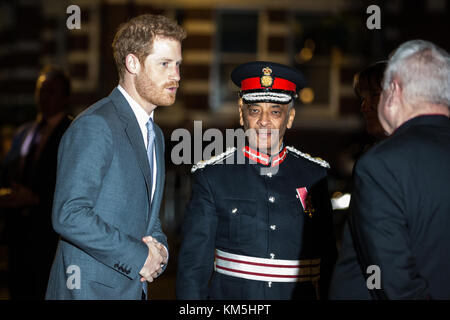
(134, 72, 178, 107)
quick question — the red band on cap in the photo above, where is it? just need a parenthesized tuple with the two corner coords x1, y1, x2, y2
(241, 77, 296, 92)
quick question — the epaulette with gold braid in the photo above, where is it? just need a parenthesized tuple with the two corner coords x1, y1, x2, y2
(191, 147, 237, 173)
(286, 146, 330, 169)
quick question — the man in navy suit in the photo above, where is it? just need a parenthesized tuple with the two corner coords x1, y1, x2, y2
(45, 14, 186, 300)
(329, 40, 450, 299)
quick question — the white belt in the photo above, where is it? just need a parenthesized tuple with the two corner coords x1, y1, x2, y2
(214, 249, 320, 283)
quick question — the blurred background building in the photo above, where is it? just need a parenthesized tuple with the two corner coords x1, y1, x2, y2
(0, 0, 449, 299)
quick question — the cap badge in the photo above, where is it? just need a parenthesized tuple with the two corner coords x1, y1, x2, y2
(260, 67, 273, 87)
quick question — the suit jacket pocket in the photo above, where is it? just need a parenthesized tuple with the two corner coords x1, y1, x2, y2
(65, 254, 126, 290)
(215, 198, 257, 245)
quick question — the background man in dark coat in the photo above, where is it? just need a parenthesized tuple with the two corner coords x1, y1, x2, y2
(176, 61, 337, 300)
(329, 39, 450, 299)
(0, 66, 72, 299)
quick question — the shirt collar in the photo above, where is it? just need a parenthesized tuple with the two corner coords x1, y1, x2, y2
(117, 85, 154, 126)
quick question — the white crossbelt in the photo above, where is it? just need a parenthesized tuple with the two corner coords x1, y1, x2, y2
(214, 249, 320, 283)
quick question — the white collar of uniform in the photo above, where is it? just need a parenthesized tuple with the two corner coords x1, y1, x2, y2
(117, 84, 154, 127)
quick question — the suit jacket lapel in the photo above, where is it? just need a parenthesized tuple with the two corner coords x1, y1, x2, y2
(109, 88, 153, 219)
(124, 124, 153, 191)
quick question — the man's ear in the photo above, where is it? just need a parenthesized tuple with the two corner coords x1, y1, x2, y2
(124, 53, 141, 76)
(286, 106, 296, 129)
(385, 80, 401, 110)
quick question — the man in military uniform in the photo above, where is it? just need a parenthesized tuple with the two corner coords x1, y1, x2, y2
(176, 61, 337, 300)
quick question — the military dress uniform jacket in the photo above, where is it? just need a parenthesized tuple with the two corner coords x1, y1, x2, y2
(176, 145, 337, 300)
